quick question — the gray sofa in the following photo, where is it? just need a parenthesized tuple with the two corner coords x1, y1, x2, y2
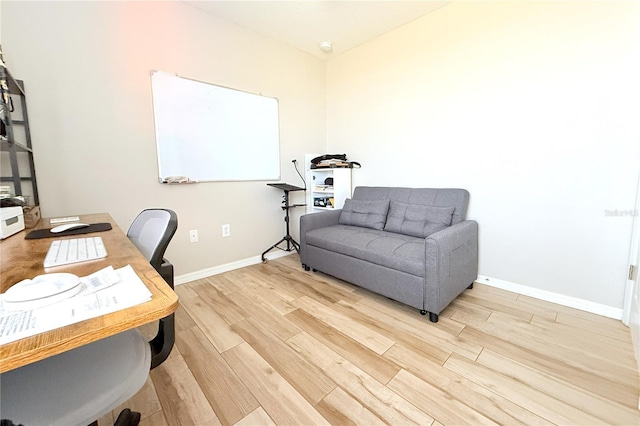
(299, 186, 478, 322)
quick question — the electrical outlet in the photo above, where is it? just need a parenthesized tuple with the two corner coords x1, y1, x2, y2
(222, 224, 231, 238)
(189, 229, 198, 243)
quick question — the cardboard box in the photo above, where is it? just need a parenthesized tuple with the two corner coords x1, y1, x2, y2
(1, 206, 25, 239)
(23, 205, 41, 228)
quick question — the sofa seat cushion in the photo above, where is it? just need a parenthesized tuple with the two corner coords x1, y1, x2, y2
(305, 225, 425, 277)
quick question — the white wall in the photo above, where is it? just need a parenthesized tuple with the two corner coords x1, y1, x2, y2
(327, 1, 640, 310)
(4, 0, 640, 313)
(1, 1, 326, 275)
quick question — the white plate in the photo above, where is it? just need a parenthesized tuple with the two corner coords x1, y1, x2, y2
(4, 273, 81, 303)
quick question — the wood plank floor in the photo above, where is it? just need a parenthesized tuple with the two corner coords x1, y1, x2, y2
(98, 255, 640, 425)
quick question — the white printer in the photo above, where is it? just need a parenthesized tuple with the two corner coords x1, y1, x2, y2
(1, 206, 25, 239)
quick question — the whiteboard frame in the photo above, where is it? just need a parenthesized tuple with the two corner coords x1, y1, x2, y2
(150, 70, 281, 183)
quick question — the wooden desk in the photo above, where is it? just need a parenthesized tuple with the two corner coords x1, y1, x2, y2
(0, 213, 179, 373)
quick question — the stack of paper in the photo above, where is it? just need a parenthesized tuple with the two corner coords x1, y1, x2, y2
(0, 265, 152, 345)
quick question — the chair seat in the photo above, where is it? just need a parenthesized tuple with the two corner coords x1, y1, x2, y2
(1, 329, 151, 426)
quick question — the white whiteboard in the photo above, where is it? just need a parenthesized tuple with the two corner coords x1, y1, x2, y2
(151, 71, 280, 182)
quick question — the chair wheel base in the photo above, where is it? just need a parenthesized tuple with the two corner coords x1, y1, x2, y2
(114, 408, 141, 426)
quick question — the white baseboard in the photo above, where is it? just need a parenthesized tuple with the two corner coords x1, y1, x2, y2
(178, 261, 622, 320)
(476, 274, 623, 320)
(175, 250, 292, 285)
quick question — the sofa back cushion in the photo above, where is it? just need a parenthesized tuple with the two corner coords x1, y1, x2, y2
(384, 201, 454, 237)
(339, 199, 389, 230)
(351, 187, 469, 225)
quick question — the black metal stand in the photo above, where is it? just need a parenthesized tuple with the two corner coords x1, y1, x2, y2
(261, 183, 305, 262)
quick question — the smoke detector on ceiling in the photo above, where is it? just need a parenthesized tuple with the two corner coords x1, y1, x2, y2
(319, 41, 333, 52)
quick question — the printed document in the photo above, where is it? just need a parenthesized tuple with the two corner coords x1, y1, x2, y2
(0, 265, 152, 345)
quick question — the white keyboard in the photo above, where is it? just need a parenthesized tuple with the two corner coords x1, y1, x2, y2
(44, 237, 108, 268)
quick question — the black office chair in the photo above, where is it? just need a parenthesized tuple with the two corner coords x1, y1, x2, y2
(0, 209, 178, 426)
(126, 208, 178, 370)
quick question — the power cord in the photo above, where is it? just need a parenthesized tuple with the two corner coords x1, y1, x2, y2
(292, 159, 306, 190)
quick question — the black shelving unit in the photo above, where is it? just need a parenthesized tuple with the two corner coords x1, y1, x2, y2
(1, 63, 39, 205)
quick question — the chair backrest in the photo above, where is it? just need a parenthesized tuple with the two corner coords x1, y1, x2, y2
(127, 209, 178, 270)
(127, 208, 178, 369)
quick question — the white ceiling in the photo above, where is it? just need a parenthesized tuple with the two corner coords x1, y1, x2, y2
(182, 1, 451, 59)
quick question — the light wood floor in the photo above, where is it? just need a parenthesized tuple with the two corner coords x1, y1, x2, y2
(99, 255, 640, 425)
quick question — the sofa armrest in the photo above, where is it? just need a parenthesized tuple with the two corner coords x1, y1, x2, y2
(424, 220, 478, 314)
(299, 210, 342, 265)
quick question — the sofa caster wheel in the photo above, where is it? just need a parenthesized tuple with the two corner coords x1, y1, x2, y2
(302, 264, 310, 271)
(468, 283, 474, 289)
(420, 310, 427, 316)
(429, 313, 439, 323)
